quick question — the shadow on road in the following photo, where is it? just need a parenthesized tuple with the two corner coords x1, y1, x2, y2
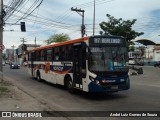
(73, 91, 128, 101)
(37, 78, 128, 101)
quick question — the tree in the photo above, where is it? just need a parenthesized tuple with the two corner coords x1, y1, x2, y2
(129, 45, 135, 51)
(45, 33, 70, 44)
(99, 14, 144, 43)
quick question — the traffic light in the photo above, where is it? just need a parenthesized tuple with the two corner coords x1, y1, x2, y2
(20, 22, 26, 32)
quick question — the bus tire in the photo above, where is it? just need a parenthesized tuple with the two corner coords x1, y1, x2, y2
(66, 77, 75, 93)
(36, 71, 42, 82)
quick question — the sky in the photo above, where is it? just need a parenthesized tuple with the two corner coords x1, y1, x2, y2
(3, 0, 160, 50)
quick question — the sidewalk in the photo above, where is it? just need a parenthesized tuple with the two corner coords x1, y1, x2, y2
(0, 79, 84, 120)
(0, 80, 47, 111)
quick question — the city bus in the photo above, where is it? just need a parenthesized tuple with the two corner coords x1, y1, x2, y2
(27, 35, 130, 93)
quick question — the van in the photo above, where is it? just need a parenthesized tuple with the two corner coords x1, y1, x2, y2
(129, 57, 135, 65)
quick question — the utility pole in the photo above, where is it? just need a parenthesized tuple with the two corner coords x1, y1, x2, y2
(0, 0, 3, 82)
(20, 38, 27, 66)
(21, 38, 27, 45)
(93, 0, 95, 36)
(71, 7, 85, 38)
(35, 36, 36, 48)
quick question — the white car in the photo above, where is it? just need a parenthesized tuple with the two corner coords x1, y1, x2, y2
(129, 58, 135, 65)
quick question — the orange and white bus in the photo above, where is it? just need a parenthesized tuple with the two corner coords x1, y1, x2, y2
(27, 35, 130, 93)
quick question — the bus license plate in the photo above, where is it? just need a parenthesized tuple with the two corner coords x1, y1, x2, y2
(111, 85, 118, 89)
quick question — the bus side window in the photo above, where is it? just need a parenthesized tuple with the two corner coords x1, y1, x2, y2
(67, 45, 73, 61)
(65, 46, 69, 61)
(31, 52, 35, 61)
(54, 47, 59, 61)
(40, 50, 45, 61)
(60, 46, 69, 61)
(52, 48, 54, 60)
(65, 46, 72, 60)
(59, 47, 63, 61)
(44, 50, 47, 61)
(35, 51, 40, 61)
(37, 51, 40, 61)
(46, 49, 52, 61)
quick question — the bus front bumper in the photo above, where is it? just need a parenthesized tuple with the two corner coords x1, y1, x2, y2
(88, 82, 130, 93)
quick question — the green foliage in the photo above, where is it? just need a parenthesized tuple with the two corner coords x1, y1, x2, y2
(129, 45, 135, 51)
(99, 14, 144, 42)
(45, 33, 70, 44)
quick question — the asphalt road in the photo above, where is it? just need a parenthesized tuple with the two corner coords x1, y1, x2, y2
(3, 65, 160, 119)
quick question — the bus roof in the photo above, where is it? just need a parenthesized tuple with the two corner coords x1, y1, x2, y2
(28, 36, 89, 52)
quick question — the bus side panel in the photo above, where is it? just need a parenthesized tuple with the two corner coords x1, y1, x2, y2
(82, 78, 89, 92)
(56, 74, 65, 85)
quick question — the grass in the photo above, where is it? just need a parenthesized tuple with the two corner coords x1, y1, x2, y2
(0, 81, 12, 97)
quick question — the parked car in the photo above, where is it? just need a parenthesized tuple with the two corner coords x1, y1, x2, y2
(128, 57, 135, 65)
(154, 61, 160, 67)
(10, 62, 20, 69)
(136, 61, 144, 66)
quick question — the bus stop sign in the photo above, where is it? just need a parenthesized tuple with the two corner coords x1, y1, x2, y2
(0, 45, 5, 51)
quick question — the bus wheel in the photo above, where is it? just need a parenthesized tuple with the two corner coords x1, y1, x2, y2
(67, 77, 75, 93)
(37, 71, 42, 82)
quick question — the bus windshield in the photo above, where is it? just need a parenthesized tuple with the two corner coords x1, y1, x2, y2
(88, 47, 128, 72)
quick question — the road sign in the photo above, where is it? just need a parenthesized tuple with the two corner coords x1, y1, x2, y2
(0, 45, 5, 51)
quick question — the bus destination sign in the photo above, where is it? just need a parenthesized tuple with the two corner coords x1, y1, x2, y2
(94, 38, 121, 44)
(89, 36, 125, 47)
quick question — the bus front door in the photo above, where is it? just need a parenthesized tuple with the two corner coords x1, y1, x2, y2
(73, 45, 82, 89)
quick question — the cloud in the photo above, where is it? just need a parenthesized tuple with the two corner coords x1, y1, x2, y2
(3, 0, 160, 50)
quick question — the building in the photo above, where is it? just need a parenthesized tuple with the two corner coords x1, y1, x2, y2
(5, 49, 16, 63)
(128, 47, 145, 65)
(133, 39, 160, 65)
(153, 45, 160, 62)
